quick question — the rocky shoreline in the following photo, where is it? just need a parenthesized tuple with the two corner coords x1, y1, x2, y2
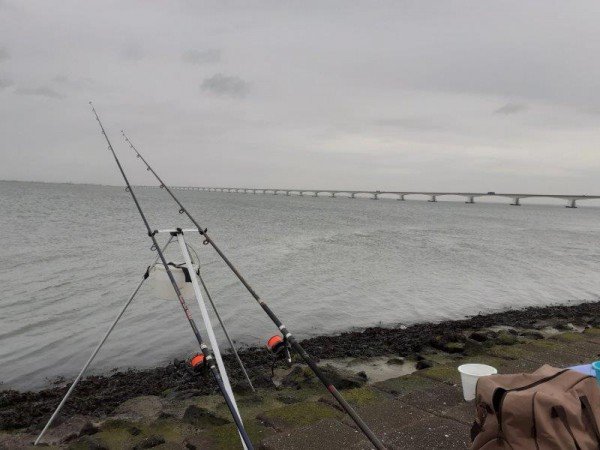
(1, 300, 599, 448)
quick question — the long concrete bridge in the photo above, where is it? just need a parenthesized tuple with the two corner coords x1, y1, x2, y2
(152, 186, 600, 208)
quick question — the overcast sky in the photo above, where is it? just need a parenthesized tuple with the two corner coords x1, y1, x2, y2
(1, 1, 599, 193)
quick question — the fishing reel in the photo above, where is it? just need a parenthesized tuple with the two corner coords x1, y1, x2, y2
(266, 335, 292, 366)
(188, 353, 207, 373)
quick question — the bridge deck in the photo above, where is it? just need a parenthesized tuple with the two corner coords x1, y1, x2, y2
(156, 186, 599, 203)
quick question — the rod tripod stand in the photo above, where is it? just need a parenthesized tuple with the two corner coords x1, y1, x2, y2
(35, 230, 253, 447)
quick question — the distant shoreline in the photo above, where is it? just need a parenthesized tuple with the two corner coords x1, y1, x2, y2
(2, 299, 599, 431)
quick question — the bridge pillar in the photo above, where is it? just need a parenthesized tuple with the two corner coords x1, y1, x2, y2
(331, 192, 335, 198)
(372, 193, 379, 200)
(398, 194, 405, 201)
(350, 193, 356, 199)
(286, 191, 290, 196)
(465, 196, 475, 204)
(429, 195, 437, 202)
(313, 192, 318, 197)
(566, 199, 577, 208)
(299, 192, 304, 196)
(511, 197, 521, 206)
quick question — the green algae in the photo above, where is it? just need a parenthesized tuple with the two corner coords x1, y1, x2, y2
(583, 327, 600, 337)
(260, 401, 342, 429)
(338, 387, 383, 407)
(550, 332, 584, 343)
(487, 344, 534, 360)
(207, 419, 275, 449)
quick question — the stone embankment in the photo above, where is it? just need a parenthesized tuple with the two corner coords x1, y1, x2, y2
(1, 301, 599, 449)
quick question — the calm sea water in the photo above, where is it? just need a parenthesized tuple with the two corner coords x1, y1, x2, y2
(2, 180, 600, 389)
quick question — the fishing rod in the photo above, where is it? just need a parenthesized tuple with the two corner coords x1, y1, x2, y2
(34, 237, 173, 446)
(90, 103, 253, 450)
(122, 132, 385, 450)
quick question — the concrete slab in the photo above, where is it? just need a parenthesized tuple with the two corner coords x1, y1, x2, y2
(498, 358, 543, 374)
(259, 418, 371, 450)
(257, 401, 342, 431)
(398, 382, 463, 414)
(441, 401, 476, 425)
(372, 373, 438, 397)
(383, 416, 471, 449)
(521, 341, 589, 367)
(549, 337, 600, 360)
(342, 399, 432, 438)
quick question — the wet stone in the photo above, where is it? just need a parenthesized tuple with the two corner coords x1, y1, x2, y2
(416, 359, 433, 370)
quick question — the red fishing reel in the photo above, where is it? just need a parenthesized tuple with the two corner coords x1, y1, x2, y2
(189, 353, 206, 370)
(266, 335, 292, 365)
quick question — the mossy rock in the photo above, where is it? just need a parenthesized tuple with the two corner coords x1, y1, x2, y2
(183, 404, 231, 427)
(519, 331, 545, 340)
(583, 327, 600, 337)
(337, 387, 383, 407)
(526, 339, 568, 351)
(444, 342, 466, 353)
(68, 435, 110, 450)
(206, 419, 275, 449)
(496, 331, 519, 346)
(258, 401, 342, 430)
(550, 332, 584, 343)
(487, 344, 533, 361)
(417, 364, 460, 383)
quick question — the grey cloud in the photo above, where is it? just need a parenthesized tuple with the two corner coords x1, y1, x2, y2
(52, 75, 94, 90)
(0, 47, 9, 62)
(0, 77, 12, 89)
(201, 73, 249, 98)
(182, 49, 221, 65)
(373, 117, 443, 131)
(494, 103, 528, 115)
(121, 45, 144, 61)
(15, 86, 65, 99)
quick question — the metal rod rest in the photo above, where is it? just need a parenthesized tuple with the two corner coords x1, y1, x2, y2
(34, 238, 173, 445)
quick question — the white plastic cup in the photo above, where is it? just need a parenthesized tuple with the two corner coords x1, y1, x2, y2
(458, 364, 498, 401)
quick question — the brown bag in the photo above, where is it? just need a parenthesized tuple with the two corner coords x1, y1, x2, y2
(471, 364, 600, 449)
